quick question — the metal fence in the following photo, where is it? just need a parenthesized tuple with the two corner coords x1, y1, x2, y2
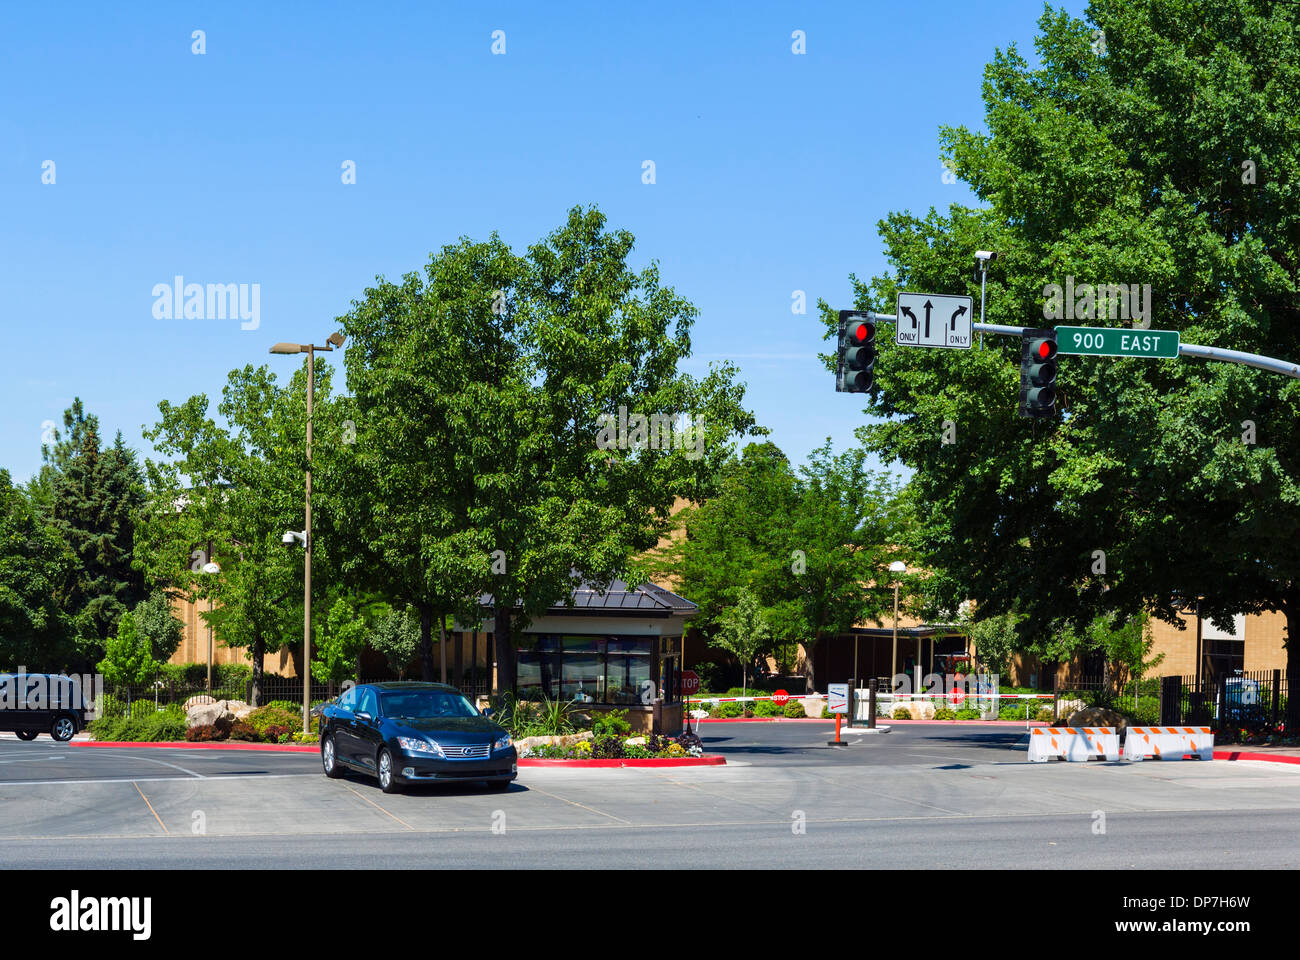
(1056, 671, 1291, 741)
(1156, 671, 1290, 736)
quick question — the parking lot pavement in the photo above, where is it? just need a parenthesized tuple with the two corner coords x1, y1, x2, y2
(4, 723, 1300, 868)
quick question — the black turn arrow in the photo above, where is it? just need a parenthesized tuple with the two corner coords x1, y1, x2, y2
(900, 305, 918, 329)
(950, 304, 967, 330)
(923, 300, 933, 338)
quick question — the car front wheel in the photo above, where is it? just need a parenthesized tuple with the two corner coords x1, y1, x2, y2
(377, 748, 400, 794)
(16, 730, 38, 741)
(322, 734, 344, 778)
(51, 715, 76, 742)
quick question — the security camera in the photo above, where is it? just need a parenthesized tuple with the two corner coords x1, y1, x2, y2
(282, 530, 306, 547)
(974, 251, 998, 263)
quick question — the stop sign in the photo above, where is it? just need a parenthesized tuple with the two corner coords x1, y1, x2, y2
(680, 671, 701, 696)
(772, 689, 789, 706)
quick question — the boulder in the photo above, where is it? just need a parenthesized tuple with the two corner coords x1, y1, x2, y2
(186, 702, 225, 729)
(185, 698, 252, 729)
(907, 701, 936, 720)
(1065, 705, 1127, 729)
(182, 694, 217, 712)
(514, 730, 594, 755)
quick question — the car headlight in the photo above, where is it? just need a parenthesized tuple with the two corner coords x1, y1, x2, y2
(493, 735, 512, 752)
(397, 737, 445, 757)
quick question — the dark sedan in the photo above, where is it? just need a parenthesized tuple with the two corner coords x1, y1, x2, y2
(319, 682, 517, 793)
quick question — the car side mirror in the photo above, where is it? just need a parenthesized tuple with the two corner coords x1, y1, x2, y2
(356, 711, 373, 723)
(482, 707, 494, 718)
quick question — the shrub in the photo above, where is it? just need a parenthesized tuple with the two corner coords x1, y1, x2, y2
(292, 731, 316, 744)
(246, 705, 301, 735)
(754, 700, 782, 717)
(591, 709, 631, 738)
(229, 720, 260, 741)
(1036, 707, 1056, 723)
(892, 707, 911, 720)
(186, 723, 227, 742)
(264, 724, 290, 742)
(933, 707, 957, 720)
(955, 707, 981, 720)
(783, 700, 806, 718)
(590, 734, 626, 759)
(719, 701, 744, 718)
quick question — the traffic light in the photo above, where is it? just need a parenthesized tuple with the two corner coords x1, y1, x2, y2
(836, 310, 876, 393)
(1019, 328, 1058, 418)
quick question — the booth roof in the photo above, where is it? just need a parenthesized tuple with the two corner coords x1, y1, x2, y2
(477, 578, 698, 617)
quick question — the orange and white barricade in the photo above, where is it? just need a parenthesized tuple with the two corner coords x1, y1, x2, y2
(1122, 726, 1213, 761)
(1028, 726, 1120, 762)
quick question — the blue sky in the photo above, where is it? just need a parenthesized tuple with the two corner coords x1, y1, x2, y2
(0, 0, 1088, 483)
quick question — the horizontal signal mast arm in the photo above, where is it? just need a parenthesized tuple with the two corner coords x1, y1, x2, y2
(865, 312, 1300, 380)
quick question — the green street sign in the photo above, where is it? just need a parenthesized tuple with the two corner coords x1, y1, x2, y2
(1055, 326, 1180, 359)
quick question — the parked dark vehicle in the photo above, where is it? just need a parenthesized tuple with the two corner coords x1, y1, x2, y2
(318, 682, 517, 794)
(0, 673, 94, 742)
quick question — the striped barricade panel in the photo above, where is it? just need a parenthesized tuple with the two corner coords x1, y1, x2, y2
(1122, 726, 1213, 761)
(1028, 727, 1120, 762)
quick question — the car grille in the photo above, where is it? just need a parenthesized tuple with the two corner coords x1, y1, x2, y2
(440, 743, 490, 759)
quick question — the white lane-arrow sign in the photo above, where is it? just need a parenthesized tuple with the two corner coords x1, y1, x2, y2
(896, 292, 973, 349)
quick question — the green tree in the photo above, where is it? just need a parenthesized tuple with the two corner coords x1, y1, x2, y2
(97, 611, 156, 686)
(339, 205, 760, 690)
(40, 405, 146, 664)
(313, 597, 369, 687)
(0, 470, 75, 669)
(820, 0, 1300, 697)
(131, 590, 184, 663)
(137, 363, 344, 705)
(368, 607, 421, 679)
(712, 589, 772, 697)
(652, 441, 909, 688)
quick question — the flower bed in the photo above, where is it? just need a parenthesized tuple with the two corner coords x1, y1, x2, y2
(520, 730, 704, 760)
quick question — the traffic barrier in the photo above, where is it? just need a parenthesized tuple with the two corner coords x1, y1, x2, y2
(1027, 726, 1120, 762)
(1122, 726, 1213, 761)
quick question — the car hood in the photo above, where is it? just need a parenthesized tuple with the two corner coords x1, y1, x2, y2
(385, 715, 505, 742)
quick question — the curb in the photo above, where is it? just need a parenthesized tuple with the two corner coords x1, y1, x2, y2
(518, 755, 726, 768)
(73, 740, 318, 752)
(1213, 750, 1300, 765)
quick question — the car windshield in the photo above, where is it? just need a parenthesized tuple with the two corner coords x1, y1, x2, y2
(380, 690, 479, 720)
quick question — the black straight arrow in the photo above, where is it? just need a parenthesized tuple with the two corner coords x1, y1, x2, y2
(923, 300, 933, 338)
(950, 304, 967, 330)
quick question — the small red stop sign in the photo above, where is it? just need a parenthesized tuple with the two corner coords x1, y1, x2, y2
(772, 689, 789, 706)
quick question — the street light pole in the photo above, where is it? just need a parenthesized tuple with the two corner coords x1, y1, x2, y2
(270, 332, 345, 734)
(303, 342, 313, 734)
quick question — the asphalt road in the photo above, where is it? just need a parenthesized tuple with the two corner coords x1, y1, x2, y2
(2, 722, 1299, 868)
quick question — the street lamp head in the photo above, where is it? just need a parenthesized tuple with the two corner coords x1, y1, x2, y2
(889, 561, 907, 573)
(201, 561, 220, 575)
(326, 331, 346, 348)
(269, 342, 305, 355)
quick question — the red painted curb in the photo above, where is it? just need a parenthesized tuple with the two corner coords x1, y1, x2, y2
(518, 755, 726, 767)
(1213, 750, 1300, 765)
(74, 740, 318, 752)
(694, 718, 1042, 727)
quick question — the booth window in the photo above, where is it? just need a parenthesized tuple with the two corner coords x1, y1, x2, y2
(516, 634, 653, 704)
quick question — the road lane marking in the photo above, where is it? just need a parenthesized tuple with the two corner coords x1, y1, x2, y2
(340, 783, 416, 830)
(132, 782, 168, 835)
(524, 784, 632, 823)
(0, 756, 63, 764)
(0, 773, 320, 786)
